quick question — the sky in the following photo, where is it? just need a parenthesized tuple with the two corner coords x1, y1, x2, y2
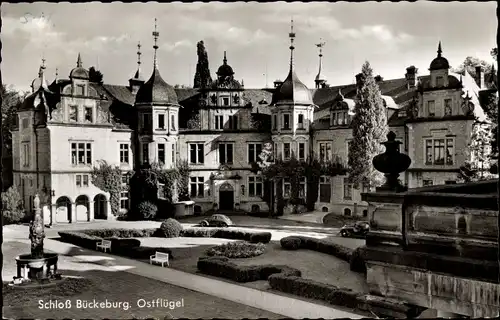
(2, 2, 497, 93)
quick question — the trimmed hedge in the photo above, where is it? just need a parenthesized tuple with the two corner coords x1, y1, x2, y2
(206, 241, 266, 258)
(280, 236, 302, 250)
(81, 228, 159, 238)
(268, 274, 360, 308)
(58, 231, 173, 259)
(279, 236, 353, 262)
(181, 227, 272, 244)
(197, 256, 301, 282)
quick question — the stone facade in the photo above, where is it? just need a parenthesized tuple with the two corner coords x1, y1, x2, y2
(11, 41, 494, 222)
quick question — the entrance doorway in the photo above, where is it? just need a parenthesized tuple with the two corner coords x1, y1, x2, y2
(219, 183, 234, 211)
(94, 194, 107, 219)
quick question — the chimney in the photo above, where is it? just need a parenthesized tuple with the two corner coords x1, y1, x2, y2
(475, 66, 484, 89)
(355, 73, 364, 87)
(405, 66, 418, 87)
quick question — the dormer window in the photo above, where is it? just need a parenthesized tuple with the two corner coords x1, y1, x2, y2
(223, 97, 229, 106)
(69, 106, 78, 122)
(170, 114, 176, 131)
(75, 84, 85, 96)
(444, 99, 452, 116)
(84, 107, 93, 123)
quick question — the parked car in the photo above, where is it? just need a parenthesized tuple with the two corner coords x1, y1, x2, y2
(340, 221, 370, 238)
(198, 214, 233, 228)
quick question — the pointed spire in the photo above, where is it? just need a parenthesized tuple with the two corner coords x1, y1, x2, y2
(289, 18, 296, 71)
(152, 18, 160, 68)
(133, 41, 143, 80)
(437, 41, 442, 58)
(315, 38, 326, 85)
(223, 51, 227, 65)
(77, 53, 82, 68)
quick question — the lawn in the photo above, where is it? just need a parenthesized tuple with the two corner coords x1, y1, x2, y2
(134, 237, 368, 295)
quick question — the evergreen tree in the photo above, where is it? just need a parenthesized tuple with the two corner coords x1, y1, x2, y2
(348, 61, 389, 189)
(89, 66, 104, 84)
(193, 41, 212, 89)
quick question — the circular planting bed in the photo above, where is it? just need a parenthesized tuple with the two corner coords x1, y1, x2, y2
(206, 241, 266, 258)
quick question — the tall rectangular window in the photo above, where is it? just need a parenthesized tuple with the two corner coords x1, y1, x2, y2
(298, 142, 305, 160)
(298, 114, 304, 128)
(170, 114, 176, 131)
(248, 176, 263, 197)
(83, 175, 89, 187)
(444, 99, 452, 116)
(69, 106, 78, 122)
(76, 175, 82, 187)
(75, 85, 84, 95)
(223, 97, 229, 106)
(427, 100, 435, 117)
(215, 115, 224, 130)
(172, 143, 176, 164)
(248, 143, 263, 163)
(228, 115, 238, 130)
(71, 142, 92, 165)
(189, 143, 204, 164)
(120, 191, 129, 210)
(142, 143, 149, 164)
(273, 114, 277, 130)
(319, 142, 332, 162)
(158, 114, 165, 129)
(219, 143, 234, 164)
(283, 143, 291, 160)
(331, 112, 337, 126)
(119, 144, 129, 164)
(143, 113, 152, 131)
(273, 143, 278, 161)
(343, 178, 353, 200)
(158, 143, 166, 164)
(283, 178, 291, 198)
(283, 114, 290, 129)
(84, 107, 93, 123)
(22, 143, 30, 167)
(190, 177, 204, 197)
(436, 76, 444, 87)
(319, 176, 331, 203)
(299, 177, 306, 198)
(425, 138, 452, 165)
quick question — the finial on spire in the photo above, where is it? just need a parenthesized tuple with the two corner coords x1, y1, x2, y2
(223, 51, 227, 65)
(437, 41, 442, 58)
(55, 68, 58, 79)
(77, 53, 82, 68)
(289, 18, 296, 71)
(137, 42, 142, 67)
(316, 38, 326, 57)
(152, 18, 160, 68)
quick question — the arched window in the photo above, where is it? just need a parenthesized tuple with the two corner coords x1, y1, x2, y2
(194, 205, 202, 216)
(457, 216, 467, 234)
(344, 208, 352, 216)
(251, 205, 260, 213)
(322, 206, 329, 213)
(362, 210, 368, 217)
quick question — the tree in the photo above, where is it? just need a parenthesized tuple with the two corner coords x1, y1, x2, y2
(1, 186, 24, 224)
(1, 85, 24, 156)
(193, 41, 212, 89)
(491, 48, 497, 61)
(89, 66, 104, 84)
(348, 61, 389, 189)
(452, 56, 495, 88)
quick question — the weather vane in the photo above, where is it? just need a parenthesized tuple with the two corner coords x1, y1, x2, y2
(316, 38, 326, 56)
(137, 42, 142, 67)
(152, 18, 159, 67)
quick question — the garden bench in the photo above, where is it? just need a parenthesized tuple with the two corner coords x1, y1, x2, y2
(96, 240, 112, 253)
(150, 252, 170, 267)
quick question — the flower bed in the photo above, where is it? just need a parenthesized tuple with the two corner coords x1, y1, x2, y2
(181, 227, 272, 244)
(206, 241, 266, 258)
(197, 256, 301, 282)
(279, 236, 352, 261)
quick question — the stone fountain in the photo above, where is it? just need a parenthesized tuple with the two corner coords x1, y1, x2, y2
(11, 194, 61, 286)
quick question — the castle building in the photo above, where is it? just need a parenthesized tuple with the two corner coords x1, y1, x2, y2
(11, 21, 494, 224)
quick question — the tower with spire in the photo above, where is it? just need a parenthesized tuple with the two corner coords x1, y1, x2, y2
(134, 18, 180, 169)
(270, 19, 316, 163)
(315, 39, 327, 89)
(428, 41, 451, 88)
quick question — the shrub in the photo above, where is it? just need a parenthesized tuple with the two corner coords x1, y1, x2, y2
(58, 231, 103, 249)
(181, 227, 271, 243)
(159, 218, 183, 238)
(137, 201, 158, 220)
(197, 256, 301, 282)
(268, 274, 361, 309)
(81, 228, 158, 238)
(279, 236, 353, 262)
(349, 247, 366, 273)
(280, 236, 302, 250)
(206, 241, 266, 258)
(104, 238, 141, 253)
(1, 187, 25, 224)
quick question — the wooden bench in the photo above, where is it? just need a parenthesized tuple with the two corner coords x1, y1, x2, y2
(96, 240, 112, 253)
(150, 252, 170, 267)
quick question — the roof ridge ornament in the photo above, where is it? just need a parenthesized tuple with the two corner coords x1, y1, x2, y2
(77, 53, 82, 68)
(223, 51, 227, 65)
(152, 18, 159, 68)
(289, 18, 295, 72)
(437, 41, 442, 58)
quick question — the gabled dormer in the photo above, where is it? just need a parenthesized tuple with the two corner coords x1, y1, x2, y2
(68, 53, 90, 97)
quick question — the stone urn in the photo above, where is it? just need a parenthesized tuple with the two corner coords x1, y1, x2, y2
(372, 131, 412, 192)
(12, 194, 60, 285)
